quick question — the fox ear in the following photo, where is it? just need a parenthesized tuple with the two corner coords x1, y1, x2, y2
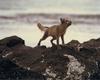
(60, 18, 64, 24)
(37, 23, 41, 27)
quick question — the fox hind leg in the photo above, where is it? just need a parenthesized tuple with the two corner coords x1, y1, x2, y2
(51, 37, 56, 46)
(37, 32, 48, 46)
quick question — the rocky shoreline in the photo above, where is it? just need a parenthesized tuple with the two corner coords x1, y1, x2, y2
(0, 36, 100, 80)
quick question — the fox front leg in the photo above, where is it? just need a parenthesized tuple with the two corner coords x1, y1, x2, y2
(57, 38, 59, 46)
(57, 38, 62, 49)
(61, 35, 65, 45)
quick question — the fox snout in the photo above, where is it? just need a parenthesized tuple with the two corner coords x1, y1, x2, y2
(65, 20, 72, 27)
(68, 21, 72, 26)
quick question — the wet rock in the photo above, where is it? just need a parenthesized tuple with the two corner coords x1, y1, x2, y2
(0, 36, 100, 80)
(82, 38, 100, 48)
(0, 36, 24, 48)
(2, 45, 47, 72)
(43, 49, 70, 79)
(79, 47, 97, 58)
(66, 40, 81, 52)
(67, 40, 80, 47)
(0, 57, 46, 80)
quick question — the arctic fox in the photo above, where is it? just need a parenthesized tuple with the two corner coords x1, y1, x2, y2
(37, 18, 72, 46)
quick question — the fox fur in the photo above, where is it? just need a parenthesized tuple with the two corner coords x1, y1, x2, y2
(37, 23, 48, 31)
(37, 18, 72, 46)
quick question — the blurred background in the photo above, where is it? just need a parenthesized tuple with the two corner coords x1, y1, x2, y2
(0, 0, 100, 47)
(0, 0, 100, 14)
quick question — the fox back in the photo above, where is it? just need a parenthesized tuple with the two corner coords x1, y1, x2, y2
(46, 19, 72, 38)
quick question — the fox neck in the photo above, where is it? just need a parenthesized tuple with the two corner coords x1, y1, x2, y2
(61, 23, 69, 29)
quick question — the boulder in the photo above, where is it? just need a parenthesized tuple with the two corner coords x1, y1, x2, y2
(0, 36, 24, 47)
(0, 56, 46, 80)
(82, 38, 100, 48)
(0, 36, 100, 80)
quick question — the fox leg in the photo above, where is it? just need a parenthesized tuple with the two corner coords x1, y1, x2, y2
(51, 37, 56, 46)
(61, 35, 65, 45)
(56, 38, 62, 49)
(57, 38, 59, 46)
(37, 32, 48, 46)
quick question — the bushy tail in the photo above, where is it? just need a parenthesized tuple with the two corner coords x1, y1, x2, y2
(37, 23, 48, 32)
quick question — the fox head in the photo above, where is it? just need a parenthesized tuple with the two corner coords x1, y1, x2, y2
(60, 18, 72, 26)
(37, 23, 42, 27)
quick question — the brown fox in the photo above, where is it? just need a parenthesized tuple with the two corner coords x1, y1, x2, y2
(37, 18, 72, 46)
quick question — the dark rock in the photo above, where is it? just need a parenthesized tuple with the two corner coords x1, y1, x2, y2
(2, 45, 47, 72)
(67, 40, 80, 47)
(66, 40, 80, 52)
(0, 36, 25, 47)
(0, 46, 6, 53)
(40, 46, 70, 79)
(0, 57, 46, 80)
(0, 36, 100, 80)
(79, 47, 97, 58)
(89, 72, 100, 80)
(88, 60, 100, 80)
(82, 38, 100, 48)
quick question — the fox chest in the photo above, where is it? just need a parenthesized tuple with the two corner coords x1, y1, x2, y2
(57, 27, 67, 35)
(48, 27, 66, 37)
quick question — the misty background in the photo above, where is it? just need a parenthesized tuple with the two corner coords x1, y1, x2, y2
(0, 0, 100, 15)
(0, 0, 100, 47)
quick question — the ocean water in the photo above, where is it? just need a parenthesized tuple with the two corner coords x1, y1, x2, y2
(0, 0, 100, 47)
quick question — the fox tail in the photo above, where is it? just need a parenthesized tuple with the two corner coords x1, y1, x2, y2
(37, 23, 48, 32)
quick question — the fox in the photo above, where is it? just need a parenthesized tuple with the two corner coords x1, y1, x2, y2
(37, 18, 72, 46)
